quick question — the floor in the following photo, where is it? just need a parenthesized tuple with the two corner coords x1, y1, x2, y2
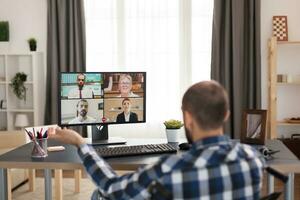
(12, 177, 96, 200)
(261, 174, 300, 200)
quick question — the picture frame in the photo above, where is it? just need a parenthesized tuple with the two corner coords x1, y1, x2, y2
(272, 16, 288, 41)
(0, 21, 9, 42)
(241, 109, 267, 145)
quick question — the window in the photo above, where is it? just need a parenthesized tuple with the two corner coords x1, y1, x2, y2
(85, 0, 213, 137)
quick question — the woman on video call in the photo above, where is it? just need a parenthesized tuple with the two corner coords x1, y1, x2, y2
(117, 74, 139, 97)
(116, 98, 138, 123)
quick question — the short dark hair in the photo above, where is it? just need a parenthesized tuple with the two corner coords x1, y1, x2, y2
(182, 81, 229, 131)
(77, 99, 88, 107)
(77, 73, 86, 80)
(122, 98, 131, 104)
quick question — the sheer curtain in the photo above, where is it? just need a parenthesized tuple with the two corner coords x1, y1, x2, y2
(84, 0, 213, 138)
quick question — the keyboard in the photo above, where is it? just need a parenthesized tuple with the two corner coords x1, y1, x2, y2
(94, 143, 177, 158)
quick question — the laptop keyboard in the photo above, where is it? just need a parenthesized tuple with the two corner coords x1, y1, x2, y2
(94, 143, 177, 158)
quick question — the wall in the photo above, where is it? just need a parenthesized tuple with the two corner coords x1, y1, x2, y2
(261, 0, 300, 137)
(0, 0, 47, 127)
(0, 0, 47, 53)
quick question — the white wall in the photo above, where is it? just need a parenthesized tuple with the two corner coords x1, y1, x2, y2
(0, 0, 47, 53)
(0, 0, 47, 128)
(261, 0, 300, 137)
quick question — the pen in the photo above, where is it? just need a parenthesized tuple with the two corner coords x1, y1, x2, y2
(37, 131, 42, 139)
(33, 127, 36, 138)
(43, 130, 48, 138)
(25, 129, 33, 140)
(40, 128, 43, 138)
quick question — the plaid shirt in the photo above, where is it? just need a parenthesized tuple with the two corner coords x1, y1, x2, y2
(78, 135, 265, 200)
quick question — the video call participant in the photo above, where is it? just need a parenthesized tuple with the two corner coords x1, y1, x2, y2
(68, 99, 96, 124)
(117, 74, 139, 97)
(116, 98, 138, 123)
(68, 73, 94, 99)
(49, 80, 265, 199)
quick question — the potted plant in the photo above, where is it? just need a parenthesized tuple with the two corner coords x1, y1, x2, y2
(164, 119, 184, 143)
(27, 38, 37, 51)
(10, 72, 27, 101)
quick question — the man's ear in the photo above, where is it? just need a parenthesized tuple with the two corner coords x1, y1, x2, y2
(183, 111, 193, 130)
(224, 110, 230, 122)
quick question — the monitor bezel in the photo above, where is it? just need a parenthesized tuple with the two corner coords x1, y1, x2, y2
(58, 71, 146, 127)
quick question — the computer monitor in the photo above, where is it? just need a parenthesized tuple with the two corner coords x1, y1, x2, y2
(58, 72, 146, 144)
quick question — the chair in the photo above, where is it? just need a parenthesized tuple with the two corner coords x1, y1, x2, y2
(148, 166, 288, 200)
(0, 131, 35, 200)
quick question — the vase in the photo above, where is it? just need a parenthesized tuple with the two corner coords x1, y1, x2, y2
(29, 44, 37, 51)
(165, 129, 180, 143)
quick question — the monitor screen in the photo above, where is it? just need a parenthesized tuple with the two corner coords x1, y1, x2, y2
(58, 72, 146, 126)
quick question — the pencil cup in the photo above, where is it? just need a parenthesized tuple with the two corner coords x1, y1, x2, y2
(31, 138, 48, 158)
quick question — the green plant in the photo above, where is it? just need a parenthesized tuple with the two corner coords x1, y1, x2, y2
(0, 21, 9, 41)
(10, 72, 27, 101)
(27, 38, 37, 46)
(27, 38, 37, 51)
(164, 119, 184, 129)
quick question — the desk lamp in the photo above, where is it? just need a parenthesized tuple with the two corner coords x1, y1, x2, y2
(15, 113, 29, 130)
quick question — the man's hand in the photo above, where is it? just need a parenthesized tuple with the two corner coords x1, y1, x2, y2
(48, 127, 86, 148)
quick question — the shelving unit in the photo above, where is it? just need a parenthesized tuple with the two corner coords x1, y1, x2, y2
(268, 37, 300, 138)
(0, 52, 44, 131)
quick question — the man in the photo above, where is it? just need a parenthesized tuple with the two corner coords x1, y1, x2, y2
(49, 81, 265, 199)
(68, 73, 94, 99)
(116, 98, 138, 123)
(68, 99, 96, 124)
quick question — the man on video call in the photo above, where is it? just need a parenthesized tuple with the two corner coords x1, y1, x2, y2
(50, 81, 265, 199)
(68, 99, 96, 124)
(68, 73, 94, 99)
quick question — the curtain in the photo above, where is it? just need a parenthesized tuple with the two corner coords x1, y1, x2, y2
(211, 0, 261, 138)
(45, 0, 86, 134)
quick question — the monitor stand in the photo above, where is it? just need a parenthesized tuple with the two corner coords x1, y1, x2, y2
(91, 125, 126, 145)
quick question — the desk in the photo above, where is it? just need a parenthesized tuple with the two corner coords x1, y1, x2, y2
(0, 139, 299, 200)
(264, 140, 300, 200)
(0, 139, 166, 200)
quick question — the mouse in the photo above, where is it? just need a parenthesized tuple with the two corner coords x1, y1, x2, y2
(179, 142, 191, 151)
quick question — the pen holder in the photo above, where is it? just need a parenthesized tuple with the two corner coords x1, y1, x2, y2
(31, 138, 48, 158)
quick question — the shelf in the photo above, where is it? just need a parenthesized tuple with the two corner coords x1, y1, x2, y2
(8, 109, 34, 112)
(277, 82, 300, 86)
(269, 37, 300, 139)
(0, 81, 33, 84)
(278, 41, 300, 45)
(0, 52, 44, 131)
(277, 121, 300, 126)
(0, 52, 42, 56)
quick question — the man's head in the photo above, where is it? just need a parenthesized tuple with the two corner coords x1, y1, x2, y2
(118, 74, 133, 97)
(182, 81, 229, 143)
(122, 98, 132, 114)
(76, 99, 89, 118)
(77, 73, 86, 90)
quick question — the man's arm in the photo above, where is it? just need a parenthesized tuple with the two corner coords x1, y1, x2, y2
(78, 144, 166, 199)
(48, 128, 164, 199)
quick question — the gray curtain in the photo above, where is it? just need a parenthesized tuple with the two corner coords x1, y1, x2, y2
(45, 0, 86, 133)
(211, 0, 261, 138)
